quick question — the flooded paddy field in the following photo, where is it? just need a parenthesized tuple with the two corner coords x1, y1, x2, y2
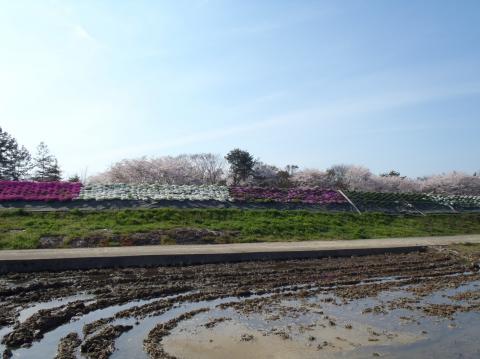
(1, 246, 480, 358)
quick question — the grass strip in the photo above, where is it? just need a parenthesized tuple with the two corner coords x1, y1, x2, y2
(1, 208, 480, 249)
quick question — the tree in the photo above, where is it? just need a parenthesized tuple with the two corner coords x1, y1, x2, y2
(225, 149, 255, 185)
(68, 174, 81, 182)
(276, 170, 292, 188)
(326, 165, 351, 190)
(190, 153, 225, 185)
(47, 159, 62, 181)
(8, 145, 32, 180)
(32, 142, 62, 181)
(380, 170, 401, 177)
(89, 154, 226, 185)
(249, 162, 279, 187)
(0, 126, 32, 180)
(0, 127, 16, 179)
(421, 172, 480, 195)
(292, 169, 329, 187)
(285, 165, 299, 176)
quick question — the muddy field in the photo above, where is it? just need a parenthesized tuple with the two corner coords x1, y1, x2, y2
(1, 247, 480, 358)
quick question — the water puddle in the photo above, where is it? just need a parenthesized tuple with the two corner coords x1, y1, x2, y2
(18, 294, 95, 323)
(11, 297, 162, 358)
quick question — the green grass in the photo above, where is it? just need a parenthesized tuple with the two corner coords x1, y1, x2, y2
(1, 208, 480, 249)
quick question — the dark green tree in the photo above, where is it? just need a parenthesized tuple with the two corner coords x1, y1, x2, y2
(380, 170, 401, 177)
(32, 142, 62, 181)
(8, 145, 32, 180)
(0, 127, 16, 179)
(225, 148, 255, 185)
(68, 174, 81, 182)
(0, 126, 32, 180)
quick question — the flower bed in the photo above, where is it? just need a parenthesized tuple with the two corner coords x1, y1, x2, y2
(1, 181, 477, 210)
(345, 191, 438, 204)
(0, 181, 82, 201)
(229, 187, 346, 204)
(427, 194, 480, 209)
(78, 184, 232, 202)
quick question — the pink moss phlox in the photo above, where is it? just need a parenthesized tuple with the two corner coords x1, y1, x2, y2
(0, 181, 83, 202)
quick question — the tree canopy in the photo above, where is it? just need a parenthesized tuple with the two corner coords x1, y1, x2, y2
(32, 142, 62, 182)
(0, 127, 32, 180)
(225, 148, 255, 185)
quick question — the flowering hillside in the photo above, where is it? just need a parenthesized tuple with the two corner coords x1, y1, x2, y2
(0, 181, 478, 212)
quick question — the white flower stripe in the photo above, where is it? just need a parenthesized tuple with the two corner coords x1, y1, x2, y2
(78, 184, 232, 202)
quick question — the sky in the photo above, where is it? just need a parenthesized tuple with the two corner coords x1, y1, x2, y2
(0, 0, 479, 178)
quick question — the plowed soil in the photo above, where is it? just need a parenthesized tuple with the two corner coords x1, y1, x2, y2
(1, 246, 480, 358)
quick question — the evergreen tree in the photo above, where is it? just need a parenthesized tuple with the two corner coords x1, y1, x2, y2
(8, 145, 32, 180)
(225, 148, 255, 185)
(68, 174, 81, 182)
(0, 126, 32, 180)
(0, 127, 16, 180)
(32, 142, 62, 181)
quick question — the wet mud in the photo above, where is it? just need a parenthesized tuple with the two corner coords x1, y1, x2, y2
(81, 325, 133, 359)
(1, 247, 480, 358)
(143, 308, 210, 359)
(55, 332, 81, 359)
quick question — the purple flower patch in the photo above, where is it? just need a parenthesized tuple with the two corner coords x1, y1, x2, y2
(0, 181, 83, 202)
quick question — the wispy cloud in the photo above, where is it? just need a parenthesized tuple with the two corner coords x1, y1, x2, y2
(101, 82, 480, 160)
(72, 24, 96, 43)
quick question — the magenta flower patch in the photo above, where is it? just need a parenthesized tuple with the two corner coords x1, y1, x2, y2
(0, 181, 83, 202)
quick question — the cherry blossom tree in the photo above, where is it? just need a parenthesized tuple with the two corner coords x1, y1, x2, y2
(89, 154, 226, 185)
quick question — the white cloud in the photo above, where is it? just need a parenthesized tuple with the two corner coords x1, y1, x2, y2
(72, 24, 96, 43)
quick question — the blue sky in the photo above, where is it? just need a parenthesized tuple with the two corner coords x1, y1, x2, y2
(1, 0, 479, 178)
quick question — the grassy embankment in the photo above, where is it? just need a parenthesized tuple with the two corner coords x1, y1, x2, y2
(1, 208, 480, 249)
